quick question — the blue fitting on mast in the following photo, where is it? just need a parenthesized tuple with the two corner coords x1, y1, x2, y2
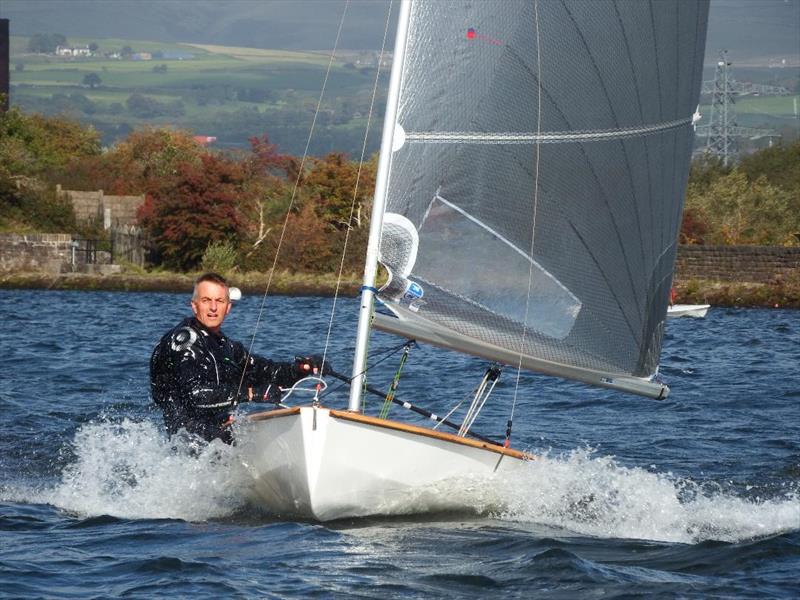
(360, 285, 380, 294)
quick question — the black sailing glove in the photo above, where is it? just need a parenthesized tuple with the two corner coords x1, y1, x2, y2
(293, 354, 332, 378)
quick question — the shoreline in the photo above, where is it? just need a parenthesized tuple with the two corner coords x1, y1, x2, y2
(1, 271, 798, 308)
(0, 271, 361, 297)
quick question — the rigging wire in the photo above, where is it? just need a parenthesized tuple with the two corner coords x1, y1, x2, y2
(235, 0, 351, 400)
(318, 0, 395, 392)
(432, 364, 502, 436)
(458, 365, 502, 437)
(317, 339, 412, 402)
(509, 0, 544, 447)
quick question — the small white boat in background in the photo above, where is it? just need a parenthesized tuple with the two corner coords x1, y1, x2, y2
(667, 304, 711, 318)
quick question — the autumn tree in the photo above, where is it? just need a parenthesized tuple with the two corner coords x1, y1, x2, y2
(138, 153, 247, 270)
(684, 170, 798, 246)
(679, 207, 709, 245)
(0, 107, 101, 179)
(301, 152, 376, 230)
(738, 139, 800, 192)
(0, 108, 100, 232)
(235, 134, 299, 268)
(687, 154, 730, 191)
(61, 127, 206, 195)
(270, 204, 336, 273)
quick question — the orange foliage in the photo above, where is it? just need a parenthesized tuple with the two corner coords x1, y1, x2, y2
(270, 204, 336, 273)
(138, 153, 248, 270)
(679, 207, 709, 245)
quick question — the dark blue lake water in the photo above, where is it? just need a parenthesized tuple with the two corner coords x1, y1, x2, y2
(1, 289, 798, 598)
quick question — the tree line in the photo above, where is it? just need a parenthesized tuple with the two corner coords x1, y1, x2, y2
(682, 146, 800, 246)
(0, 105, 375, 274)
(1, 107, 798, 276)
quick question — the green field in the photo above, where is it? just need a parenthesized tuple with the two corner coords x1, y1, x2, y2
(699, 94, 800, 138)
(734, 95, 800, 116)
(10, 36, 387, 156)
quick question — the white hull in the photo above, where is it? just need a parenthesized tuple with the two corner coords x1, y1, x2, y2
(237, 406, 529, 521)
(667, 304, 710, 318)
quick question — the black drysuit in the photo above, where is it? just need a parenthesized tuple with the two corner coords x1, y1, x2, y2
(150, 317, 301, 443)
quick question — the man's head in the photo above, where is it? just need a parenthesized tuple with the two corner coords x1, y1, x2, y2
(191, 272, 232, 333)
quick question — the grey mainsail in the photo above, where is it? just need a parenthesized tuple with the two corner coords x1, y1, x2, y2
(371, 0, 709, 398)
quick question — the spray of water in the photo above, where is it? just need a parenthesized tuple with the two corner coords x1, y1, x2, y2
(36, 419, 251, 522)
(22, 421, 800, 542)
(498, 449, 800, 544)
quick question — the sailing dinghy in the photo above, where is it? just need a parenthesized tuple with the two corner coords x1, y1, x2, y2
(240, 0, 710, 521)
(667, 304, 711, 318)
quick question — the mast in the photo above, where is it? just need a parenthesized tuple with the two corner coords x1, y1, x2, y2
(348, 0, 413, 412)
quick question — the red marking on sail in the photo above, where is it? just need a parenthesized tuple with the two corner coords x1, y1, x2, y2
(466, 27, 502, 46)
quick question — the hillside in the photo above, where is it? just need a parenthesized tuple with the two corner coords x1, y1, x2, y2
(0, 0, 399, 52)
(9, 38, 389, 156)
(3, 0, 798, 62)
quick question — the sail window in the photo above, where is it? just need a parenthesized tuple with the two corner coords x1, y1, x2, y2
(412, 195, 581, 340)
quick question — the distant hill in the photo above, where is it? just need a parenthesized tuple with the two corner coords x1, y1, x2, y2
(8, 38, 388, 156)
(706, 0, 800, 64)
(0, 0, 398, 52)
(2, 0, 798, 63)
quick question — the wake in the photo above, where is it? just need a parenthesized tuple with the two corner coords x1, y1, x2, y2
(11, 420, 800, 543)
(500, 448, 800, 544)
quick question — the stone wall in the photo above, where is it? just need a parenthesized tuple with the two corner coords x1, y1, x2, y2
(57, 186, 145, 227)
(0, 233, 128, 273)
(675, 245, 800, 284)
(0, 233, 74, 273)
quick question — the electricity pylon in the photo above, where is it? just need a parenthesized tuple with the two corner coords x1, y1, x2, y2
(696, 51, 777, 166)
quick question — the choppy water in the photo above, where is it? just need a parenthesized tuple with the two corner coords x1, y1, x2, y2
(1, 289, 798, 598)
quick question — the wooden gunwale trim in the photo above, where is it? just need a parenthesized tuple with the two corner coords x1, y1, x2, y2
(247, 406, 301, 421)
(246, 405, 534, 461)
(329, 408, 534, 461)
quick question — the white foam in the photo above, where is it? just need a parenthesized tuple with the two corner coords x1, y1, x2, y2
(498, 449, 800, 543)
(35, 419, 251, 522)
(19, 422, 800, 540)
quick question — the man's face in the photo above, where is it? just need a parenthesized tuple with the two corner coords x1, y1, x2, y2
(191, 280, 231, 332)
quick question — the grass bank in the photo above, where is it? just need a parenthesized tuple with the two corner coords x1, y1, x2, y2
(0, 270, 361, 297)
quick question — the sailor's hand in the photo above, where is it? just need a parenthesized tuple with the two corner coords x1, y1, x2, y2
(249, 384, 282, 403)
(294, 354, 332, 377)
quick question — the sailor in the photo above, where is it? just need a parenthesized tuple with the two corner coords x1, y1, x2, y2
(150, 272, 329, 444)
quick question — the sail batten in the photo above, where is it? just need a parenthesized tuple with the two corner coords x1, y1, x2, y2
(374, 0, 709, 392)
(403, 117, 693, 144)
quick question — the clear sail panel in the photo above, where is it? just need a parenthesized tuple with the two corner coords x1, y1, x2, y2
(416, 196, 581, 340)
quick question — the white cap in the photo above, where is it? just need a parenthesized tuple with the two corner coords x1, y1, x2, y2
(229, 287, 242, 301)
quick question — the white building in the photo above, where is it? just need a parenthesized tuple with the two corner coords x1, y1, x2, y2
(55, 45, 92, 57)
